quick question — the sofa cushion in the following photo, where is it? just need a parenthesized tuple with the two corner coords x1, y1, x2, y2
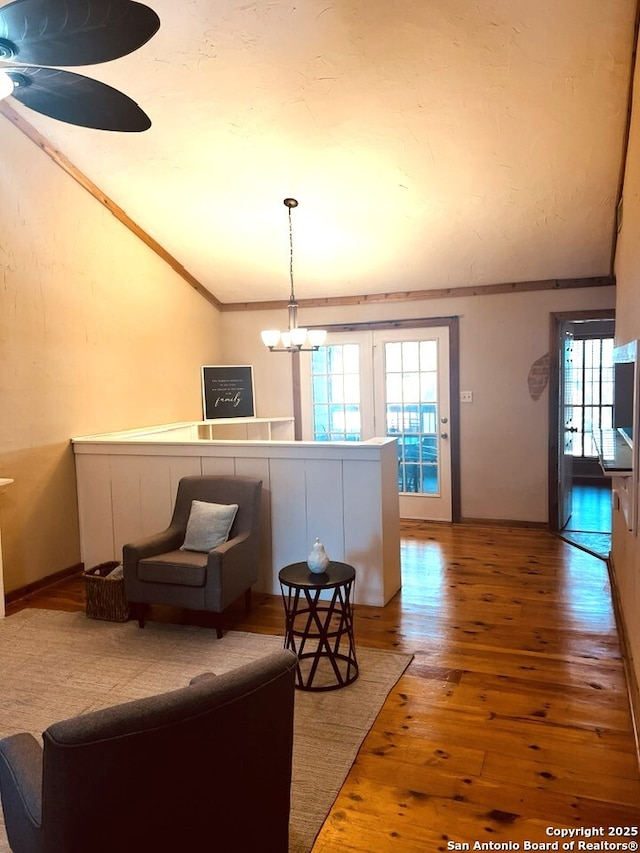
(138, 551, 207, 586)
(180, 500, 239, 553)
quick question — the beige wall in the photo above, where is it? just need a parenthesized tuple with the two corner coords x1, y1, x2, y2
(0, 117, 222, 594)
(0, 101, 622, 604)
(221, 284, 615, 523)
(611, 25, 640, 698)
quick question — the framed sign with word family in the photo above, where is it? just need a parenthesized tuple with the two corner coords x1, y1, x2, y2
(201, 365, 255, 419)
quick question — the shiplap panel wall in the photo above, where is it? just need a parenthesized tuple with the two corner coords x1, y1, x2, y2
(269, 457, 309, 579)
(75, 454, 116, 571)
(343, 459, 387, 605)
(234, 456, 273, 578)
(73, 433, 400, 606)
(302, 459, 345, 560)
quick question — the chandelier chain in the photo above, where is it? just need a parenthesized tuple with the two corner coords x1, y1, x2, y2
(259, 196, 326, 352)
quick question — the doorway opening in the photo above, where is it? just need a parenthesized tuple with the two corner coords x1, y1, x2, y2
(549, 310, 615, 559)
(297, 317, 461, 523)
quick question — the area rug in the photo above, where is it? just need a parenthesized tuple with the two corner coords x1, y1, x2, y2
(0, 609, 412, 853)
(559, 530, 611, 560)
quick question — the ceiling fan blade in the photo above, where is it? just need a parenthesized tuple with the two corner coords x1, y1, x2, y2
(7, 65, 151, 130)
(0, 0, 159, 66)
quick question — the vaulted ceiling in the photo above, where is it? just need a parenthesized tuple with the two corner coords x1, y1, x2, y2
(3, 0, 637, 304)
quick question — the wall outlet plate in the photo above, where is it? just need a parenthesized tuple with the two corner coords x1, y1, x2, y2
(460, 391, 473, 403)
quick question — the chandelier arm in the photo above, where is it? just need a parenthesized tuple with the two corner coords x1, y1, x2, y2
(266, 345, 322, 353)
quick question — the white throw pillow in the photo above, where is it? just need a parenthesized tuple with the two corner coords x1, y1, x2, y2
(180, 500, 239, 553)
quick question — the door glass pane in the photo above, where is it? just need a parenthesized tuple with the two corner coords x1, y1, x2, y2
(420, 340, 438, 371)
(403, 373, 420, 404)
(403, 341, 420, 370)
(313, 375, 328, 404)
(385, 340, 439, 495)
(344, 374, 360, 403)
(312, 348, 327, 373)
(328, 347, 343, 374)
(386, 374, 402, 404)
(421, 372, 437, 402)
(314, 405, 329, 437)
(329, 374, 345, 403)
(343, 344, 359, 372)
(385, 342, 402, 372)
(311, 344, 362, 441)
(565, 336, 614, 458)
(421, 404, 437, 433)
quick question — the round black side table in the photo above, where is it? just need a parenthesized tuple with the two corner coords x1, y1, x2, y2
(278, 561, 358, 692)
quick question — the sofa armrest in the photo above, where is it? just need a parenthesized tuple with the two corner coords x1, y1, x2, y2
(123, 527, 184, 563)
(189, 671, 217, 686)
(205, 532, 258, 609)
(208, 530, 250, 558)
(0, 732, 44, 830)
(207, 531, 253, 577)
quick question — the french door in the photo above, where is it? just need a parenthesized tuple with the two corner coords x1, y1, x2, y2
(300, 326, 453, 521)
(558, 325, 574, 529)
(373, 328, 452, 520)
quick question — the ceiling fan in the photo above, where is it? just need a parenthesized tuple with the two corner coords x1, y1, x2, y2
(0, 0, 160, 131)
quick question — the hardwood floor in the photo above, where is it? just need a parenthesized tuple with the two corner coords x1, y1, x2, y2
(565, 482, 612, 533)
(8, 521, 640, 848)
(560, 483, 613, 560)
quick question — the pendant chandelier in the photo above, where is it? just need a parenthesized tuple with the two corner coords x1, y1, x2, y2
(260, 198, 327, 352)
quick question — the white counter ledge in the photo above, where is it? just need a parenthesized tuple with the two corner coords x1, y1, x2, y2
(72, 422, 400, 607)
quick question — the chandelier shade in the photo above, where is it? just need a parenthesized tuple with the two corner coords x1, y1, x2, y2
(260, 198, 327, 353)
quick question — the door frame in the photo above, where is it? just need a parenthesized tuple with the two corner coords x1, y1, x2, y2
(292, 315, 461, 522)
(548, 309, 615, 530)
(372, 326, 453, 521)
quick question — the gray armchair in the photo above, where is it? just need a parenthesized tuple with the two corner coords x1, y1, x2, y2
(123, 475, 263, 637)
(0, 650, 297, 853)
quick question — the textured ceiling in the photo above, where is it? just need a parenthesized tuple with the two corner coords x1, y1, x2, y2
(4, 0, 637, 303)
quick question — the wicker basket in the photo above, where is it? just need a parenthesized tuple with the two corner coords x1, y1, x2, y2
(83, 561, 130, 622)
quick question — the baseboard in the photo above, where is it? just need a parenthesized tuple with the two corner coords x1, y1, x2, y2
(5, 562, 84, 605)
(607, 553, 640, 770)
(459, 517, 547, 529)
(572, 476, 612, 487)
(400, 517, 547, 529)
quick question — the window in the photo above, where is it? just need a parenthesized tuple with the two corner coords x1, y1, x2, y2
(384, 340, 440, 494)
(566, 337, 614, 457)
(310, 344, 361, 441)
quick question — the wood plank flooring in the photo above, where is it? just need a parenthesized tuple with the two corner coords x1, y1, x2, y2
(565, 482, 612, 533)
(7, 521, 640, 849)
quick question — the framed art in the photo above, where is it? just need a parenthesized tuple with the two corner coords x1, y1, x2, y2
(201, 365, 255, 419)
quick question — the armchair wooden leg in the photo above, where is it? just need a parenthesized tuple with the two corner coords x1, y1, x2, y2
(205, 611, 223, 639)
(244, 588, 252, 613)
(134, 603, 148, 628)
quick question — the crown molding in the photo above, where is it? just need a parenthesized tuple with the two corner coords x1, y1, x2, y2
(219, 275, 615, 312)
